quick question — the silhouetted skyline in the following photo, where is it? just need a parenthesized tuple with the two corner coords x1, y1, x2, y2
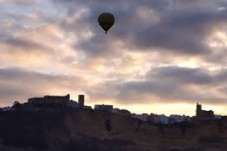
(2, 94, 225, 120)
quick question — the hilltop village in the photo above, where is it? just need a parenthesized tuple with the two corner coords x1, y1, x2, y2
(0, 94, 226, 151)
(0, 94, 224, 125)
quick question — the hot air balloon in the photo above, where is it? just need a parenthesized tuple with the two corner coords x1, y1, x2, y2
(98, 13, 115, 34)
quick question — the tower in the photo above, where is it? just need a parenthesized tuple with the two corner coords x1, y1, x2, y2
(66, 94, 70, 101)
(196, 103, 202, 117)
(78, 95, 84, 108)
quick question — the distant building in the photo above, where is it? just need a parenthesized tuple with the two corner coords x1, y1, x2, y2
(196, 103, 214, 119)
(132, 113, 149, 122)
(169, 115, 190, 124)
(78, 95, 84, 108)
(94, 104, 113, 112)
(83, 105, 92, 110)
(112, 108, 131, 116)
(149, 114, 169, 124)
(1, 107, 15, 112)
(28, 94, 70, 106)
(112, 108, 120, 114)
(67, 100, 79, 108)
(27, 94, 91, 110)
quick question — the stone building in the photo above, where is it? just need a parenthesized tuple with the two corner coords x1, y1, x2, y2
(28, 94, 88, 109)
(28, 94, 70, 106)
(94, 104, 113, 112)
(78, 95, 84, 108)
(196, 103, 214, 119)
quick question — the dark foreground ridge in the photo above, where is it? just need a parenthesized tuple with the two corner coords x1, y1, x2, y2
(0, 94, 227, 151)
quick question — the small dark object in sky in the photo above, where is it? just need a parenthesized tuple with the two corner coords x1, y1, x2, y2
(98, 13, 115, 34)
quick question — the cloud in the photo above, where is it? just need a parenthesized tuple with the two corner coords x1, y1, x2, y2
(0, 0, 227, 115)
(0, 67, 88, 106)
(0, 33, 50, 52)
(0, 0, 36, 5)
(88, 66, 227, 105)
(148, 66, 214, 85)
(54, 0, 227, 57)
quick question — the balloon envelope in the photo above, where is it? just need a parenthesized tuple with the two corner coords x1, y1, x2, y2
(98, 13, 115, 34)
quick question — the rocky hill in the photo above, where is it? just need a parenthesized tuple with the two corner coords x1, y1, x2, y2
(0, 108, 226, 151)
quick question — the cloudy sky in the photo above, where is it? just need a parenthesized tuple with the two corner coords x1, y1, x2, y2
(0, 0, 227, 115)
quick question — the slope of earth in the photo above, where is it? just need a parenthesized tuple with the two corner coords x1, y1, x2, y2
(0, 109, 226, 151)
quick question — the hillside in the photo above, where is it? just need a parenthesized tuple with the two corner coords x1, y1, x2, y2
(0, 108, 226, 151)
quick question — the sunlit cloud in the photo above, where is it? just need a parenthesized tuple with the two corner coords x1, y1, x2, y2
(0, 0, 227, 116)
